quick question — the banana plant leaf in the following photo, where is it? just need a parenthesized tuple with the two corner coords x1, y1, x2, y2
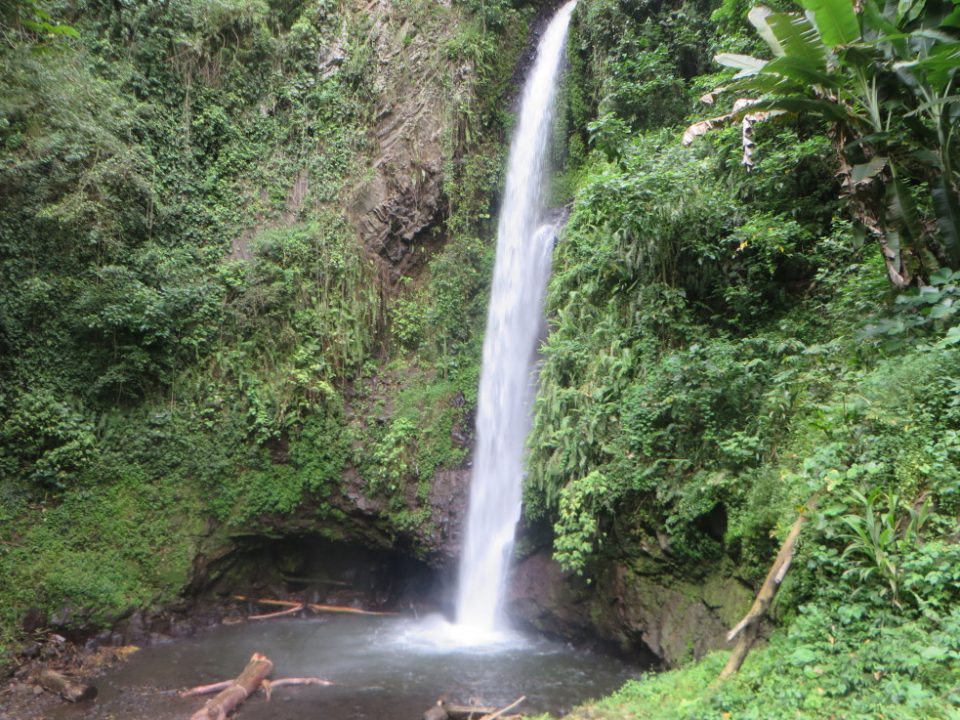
(932, 175, 960, 266)
(798, 0, 862, 47)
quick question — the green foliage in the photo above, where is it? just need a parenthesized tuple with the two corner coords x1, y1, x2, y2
(1, 0, 79, 44)
(708, 0, 960, 286)
(370, 417, 419, 494)
(0, 0, 524, 653)
(553, 470, 617, 573)
(0, 390, 97, 492)
(564, 606, 960, 719)
(0, 457, 204, 648)
(838, 489, 930, 607)
(527, 122, 844, 571)
(528, 4, 960, 716)
(568, 0, 720, 144)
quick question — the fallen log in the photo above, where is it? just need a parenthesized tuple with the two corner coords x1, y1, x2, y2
(422, 701, 501, 720)
(307, 603, 396, 617)
(38, 669, 97, 702)
(719, 501, 814, 680)
(233, 595, 394, 617)
(446, 702, 499, 718)
(249, 603, 304, 621)
(180, 680, 233, 698)
(181, 676, 334, 699)
(190, 652, 273, 720)
(262, 677, 334, 700)
(232, 595, 301, 609)
(479, 696, 526, 720)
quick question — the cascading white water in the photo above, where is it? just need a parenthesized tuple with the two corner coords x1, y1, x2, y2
(455, 0, 577, 635)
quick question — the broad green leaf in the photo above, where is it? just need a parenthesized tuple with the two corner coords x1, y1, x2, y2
(48, 24, 80, 38)
(895, 43, 960, 90)
(932, 175, 960, 267)
(725, 71, 807, 96)
(887, 173, 923, 253)
(768, 12, 828, 66)
(897, 0, 925, 25)
(921, 645, 949, 661)
(944, 5, 960, 28)
(752, 95, 853, 123)
(862, 0, 900, 39)
(929, 267, 954, 285)
(790, 647, 820, 665)
(908, 94, 960, 118)
(749, 6, 786, 55)
(715, 53, 768, 74)
(763, 54, 836, 86)
(851, 156, 888, 184)
(798, 0, 862, 47)
(929, 303, 955, 318)
(937, 325, 960, 347)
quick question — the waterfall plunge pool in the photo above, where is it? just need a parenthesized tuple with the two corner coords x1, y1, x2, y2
(49, 615, 639, 719)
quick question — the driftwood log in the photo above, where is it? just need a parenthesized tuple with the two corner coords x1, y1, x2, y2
(424, 696, 526, 720)
(180, 680, 234, 698)
(38, 669, 97, 702)
(232, 595, 395, 617)
(232, 596, 300, 608)
(307, 602, 396, 617)
(480, 696, 526, 720)
(249, 603, 304, 621)
(446, 703, 499, 718)
(424, 701, 500, 720)
(719, 502, 815, 679)
(190, 653, 273, 720)
(261, 677, 334, 700)
(181, 676, 334, 700)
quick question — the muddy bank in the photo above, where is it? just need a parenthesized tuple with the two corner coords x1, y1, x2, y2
(1, 600, 227, 720)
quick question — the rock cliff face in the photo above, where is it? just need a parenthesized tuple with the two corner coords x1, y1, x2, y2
(508, 549, 753, 667)
(323, 466, 470, 564)
(347, 1, 457, 284)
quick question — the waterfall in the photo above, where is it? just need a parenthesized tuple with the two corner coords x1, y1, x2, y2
(455, 0, 577, 635)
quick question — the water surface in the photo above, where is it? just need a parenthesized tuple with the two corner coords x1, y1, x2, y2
(53, 616, 637, 719)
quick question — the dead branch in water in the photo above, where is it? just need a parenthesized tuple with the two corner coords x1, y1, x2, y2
(232, 595, 300, 608)
(261, 677, 334, 700)
(189, 652, 273, 720)
(181, 675, 333, 699)
(307, 603, 396, 617)
(423, 697, 527, 720)
(444, 702, 499, 718)
(479, 695, 526, 720)
(180, 680, 233, 698)
(249, 603, 304, 621)
(232, 595, 395, 617)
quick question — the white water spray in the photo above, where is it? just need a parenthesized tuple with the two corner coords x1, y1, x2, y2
(455, 0, 577, 636)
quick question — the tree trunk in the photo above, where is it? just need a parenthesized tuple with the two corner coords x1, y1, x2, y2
(720, 502, 814, 679)
(189, 653, 273, 720)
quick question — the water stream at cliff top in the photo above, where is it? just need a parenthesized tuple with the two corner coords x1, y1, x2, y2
(454, 0, 577, 639)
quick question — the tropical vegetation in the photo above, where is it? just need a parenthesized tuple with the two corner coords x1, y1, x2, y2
(1, 0, 959, 717)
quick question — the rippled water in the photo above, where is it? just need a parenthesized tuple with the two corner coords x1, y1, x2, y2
(51, 616, 637, 719)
